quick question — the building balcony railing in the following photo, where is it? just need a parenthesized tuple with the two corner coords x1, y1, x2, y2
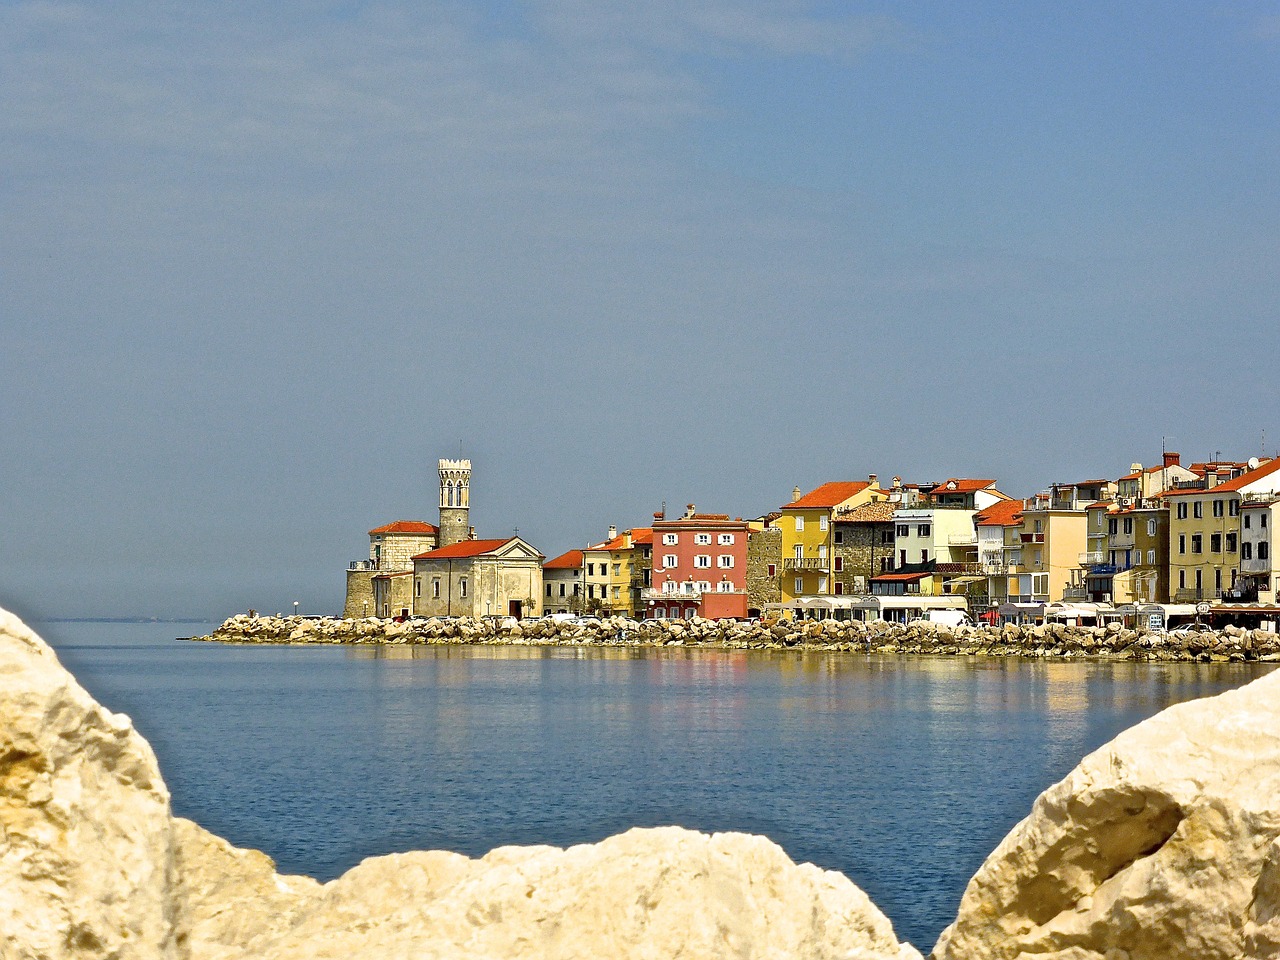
(349, 560, 380, 571)
(983, 562, 1014, 575)
(783, 557, 830, 571)
(1109, 535, 1136, 549)
(947, 532, 977, 545)
(1062, 585, 1090, 601)
(1079, 552, 1105, 566)
(1173, 588, 1223, 603)
(1020, 533, 1046, 543)
(1240, 558, 1273, 574)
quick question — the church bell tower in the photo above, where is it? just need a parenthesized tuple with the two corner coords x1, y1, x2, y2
(438, 458, 472, 548)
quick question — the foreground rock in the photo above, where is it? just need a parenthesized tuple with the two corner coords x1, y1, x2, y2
(0, 608, 920, 960)
(932, 664, 1280, 959)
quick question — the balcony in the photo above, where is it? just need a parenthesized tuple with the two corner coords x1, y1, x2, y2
(947, 532, 977, 546)
(642, 586, 701, 601)
(1241, 558, 1272, 575)
(1062, 585, 1090, 601)
(1173, 588, 1223, 603)
(783, 557, 830, 571)
(1020, 533, 1046, 544)
(1078, 552, 1105, 566)
(349, 560, 380, 571)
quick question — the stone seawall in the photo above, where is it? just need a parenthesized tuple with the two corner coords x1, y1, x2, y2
(194, 614, 1280, 662)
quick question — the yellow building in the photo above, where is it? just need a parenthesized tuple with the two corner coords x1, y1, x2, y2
(1165, 459, 1280, 602)
(583, 526, 652, 616)
(779, 477, 883, 602)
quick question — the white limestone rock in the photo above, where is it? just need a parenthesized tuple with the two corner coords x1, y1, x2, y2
(932, 665, 1280, 960)
(0, 608, 177, 959)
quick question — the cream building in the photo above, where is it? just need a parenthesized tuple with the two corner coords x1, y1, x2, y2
(345, 520, 439, 618)
(411, 537, 544, 619)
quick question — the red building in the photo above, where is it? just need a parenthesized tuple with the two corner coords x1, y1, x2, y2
(645, 505, 751, 620)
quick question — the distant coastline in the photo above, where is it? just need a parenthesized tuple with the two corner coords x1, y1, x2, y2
(35, 617, 214, 624)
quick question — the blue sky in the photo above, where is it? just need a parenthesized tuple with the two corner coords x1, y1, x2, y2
(2, 1, 1277, 618)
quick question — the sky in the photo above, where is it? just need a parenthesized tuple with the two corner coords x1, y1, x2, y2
(2, 0, 1278, 619)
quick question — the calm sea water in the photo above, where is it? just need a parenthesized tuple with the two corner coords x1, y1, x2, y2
(38, 619, 1274, 951)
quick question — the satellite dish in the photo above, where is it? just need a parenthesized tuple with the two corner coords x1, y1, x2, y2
(1249, 457, 1261, 470)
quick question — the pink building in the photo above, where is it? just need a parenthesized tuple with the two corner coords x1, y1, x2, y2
(645, 505, 750, 620)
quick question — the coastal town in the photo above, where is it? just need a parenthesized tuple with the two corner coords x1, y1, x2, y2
(343, 452, 1280, 632)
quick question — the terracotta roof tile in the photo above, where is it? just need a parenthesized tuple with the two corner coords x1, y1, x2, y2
(544, 549, 584, 570)
(369, 520, 438, 536)
(1208, 457, 1280, 493)
(932, 478, 997, 494)
(783, 481, 871, 509)
(975, 499, 1024, 527)
(412, 538, 516, 560)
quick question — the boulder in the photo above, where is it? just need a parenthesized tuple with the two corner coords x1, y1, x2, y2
(932, 665, 1280, 960)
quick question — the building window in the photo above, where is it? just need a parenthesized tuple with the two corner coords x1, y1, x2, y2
(881, 529, 894, 545)
(695, 533, 711, 545)
(718, 555, 734, 568)
(694, 555, 711, 569)
(1178, 534, 1186, 555)
(1193, 501, 1203, 519)
(795, 516, 804, 532)
(586, 563, 594, 576)
(818, 545, 827, 558)
(794, 544, 803, 559)
(654, 607, 666, 618)
(1191, 535, 1202, 554)
(718, 533, 734, 545)
(818, 576, 828, 592)
(1211, 533, 1222, 553)
(1213, 499, 1224, 518)
(819, 516, 828, 531)
(459, 577, 468, 598)
(1147, 549, 1156, 565)
(896, 524, 909, 538)
(697, 581, 711, 593)
(1177, 502, 1188, 520)
(612, 586, 620, 599)
(834, 556, 843, 572)
(1108, 518, 1118, 536)
(917, 524, 931, 537)
(1123, 517, 1133, 534)
(834, 581, 844, 595)
(559, 583, 566, 597)
(1245, 514, 1252, 529)
(545, 583, 553, 597)
(767, 564, 776, 577)
(1264, 514, 1270, 529)
(415, 579, 422, 597)
(612, 563, 621, 576)
(1179, 570, 1185, 589)
(1229, 500, 1240, 516)
(1148, 519, 1157, 537)
(1261, 542, 1271, 560)
(921, 549, 929, 563)
(1034, 519, 1043, 533)
(663, 533, 678, 545)
(663, 555, 677, 569)
(833, 530, 843, 544)
(794, 577, 803, 593)
(432, 578, 441, 598)
(1226, 533, 1237, 552)
(1243, 542, 1253, 560)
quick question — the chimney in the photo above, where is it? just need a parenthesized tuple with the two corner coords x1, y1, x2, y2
(608, 525, 617, 540)
(467, 526, 476, 540)
(1130, 463, 1142, 474)
(653, 510, 665, 521)
(868, 474, 878, 486)
(892, 476, 902, 489)
(1164, 451, 1181, 468)
(685, 503, 695, 518)
(792, 486, 802, 503)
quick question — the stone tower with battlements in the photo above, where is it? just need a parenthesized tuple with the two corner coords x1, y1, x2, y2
(438, 458, 472, 548)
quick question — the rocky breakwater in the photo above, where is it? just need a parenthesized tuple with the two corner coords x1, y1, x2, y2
(0, 608, 921, 960)
(197, 613, 1280, 662)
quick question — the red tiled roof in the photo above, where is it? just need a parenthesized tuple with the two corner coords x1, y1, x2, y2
(544, 549, 584, 570)
(631, 529, 654, 545)
(1086, 500, 1114, 511)
(369, 520, 438, 536)
(412, 538, 515, 560)
(783, 481, 871, 509)
(975, 499, 1024, 527)
(871, 572, 929, 582)
(1209, 457, 1280, 493)
(933, 478, 997, 494)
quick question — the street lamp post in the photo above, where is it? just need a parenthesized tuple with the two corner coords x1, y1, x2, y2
(293, 601, 299, 618)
